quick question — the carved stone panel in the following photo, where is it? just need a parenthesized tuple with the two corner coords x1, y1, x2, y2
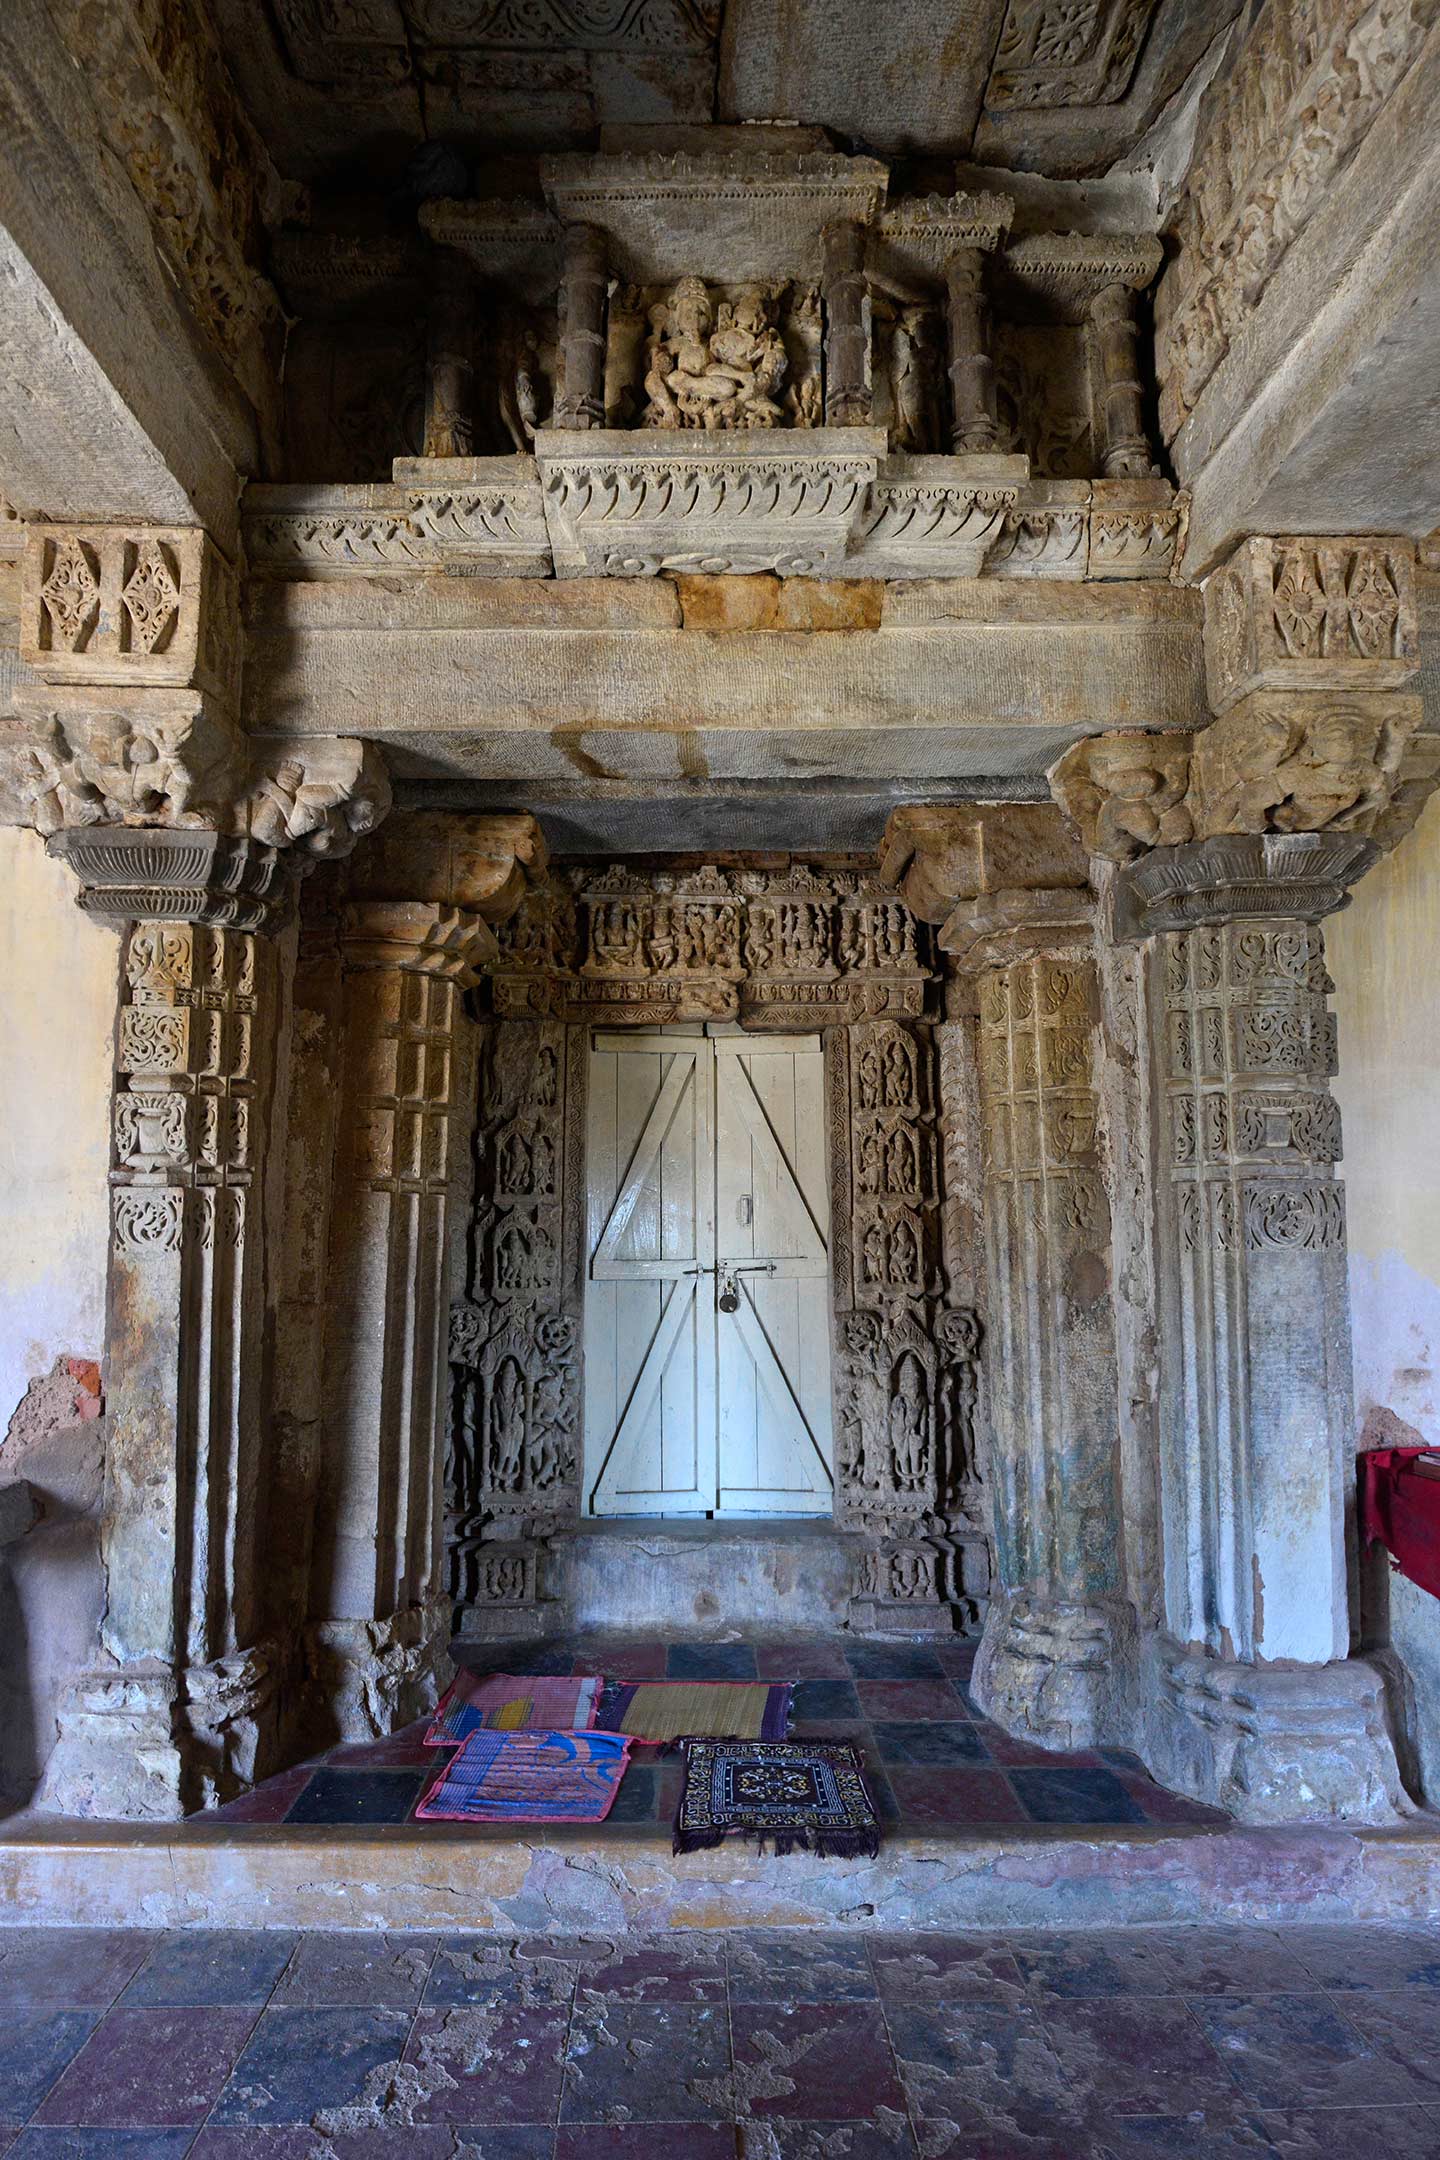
(987, 0, 1157, 110)
(22, 526, 237, 694)
(1204, 537, 1419, 714)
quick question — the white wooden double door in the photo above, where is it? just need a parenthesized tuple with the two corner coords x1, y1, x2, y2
(584, 1030, 834, 1516)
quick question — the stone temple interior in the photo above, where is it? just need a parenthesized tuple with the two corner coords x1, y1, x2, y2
(6, 0, 1440, 2145)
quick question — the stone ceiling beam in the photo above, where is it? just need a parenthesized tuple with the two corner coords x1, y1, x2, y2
(1160, 12, 1440, 575)
(0, 1, 260, 545)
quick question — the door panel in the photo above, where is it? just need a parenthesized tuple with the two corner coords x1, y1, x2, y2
(584, 1030, 832, 1517)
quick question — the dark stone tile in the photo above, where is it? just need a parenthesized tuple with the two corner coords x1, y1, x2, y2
(932, 1635, 979, 1671)
(194, 2131, 550, 2159)
(843, 1643, 946, 1680)
(122, 1929, 297, 2006)
(1260, 2105, 1440, 2157)
(210, 2006, 413, 2124)
(1188, 1991, 1440, 2110)
(726, 1933, 877, 2003)
(10, 2134, 196, 2158)
(0, 2011, 100, 2127)
(1086, 2108, 1279, 2157)
(747, 2120, 915, 2157)
(1274, 1927, 1440, 1991)
(425, 1938, 578, 2009)
(563, 2003, 731, 2123)
(666, 1643, 759, 1681)
(1098, 1748, 1145, 1770)
(754, 1640, 852, 1680)
(570, 1640, 668, 1681)
(35, 2005, 257, 2127)
(1010, 1930, 1184, 1998)
(913, 2116, 1106, 2160)
(871, 1720, 991, 1766)
(1010, 1766, 1148, 1826)
(855, 1680, 971, 1722)
(328, 1721, 444, 1767)
(789, 1680, 863, 1723)
(273, 1932, 436, 2007)
(605, 1765, 660, 1824)
(868, 1933, 1026, 2005)
(1327, 1988, 1440, 2087)
(573, 1940, 727, 2005)
(283, 1767, 427, 1825)
(729, 2002, 904, 2121)
(0, 1933, 154, 2007)
(887, 1999, 1071, 2127)
(887, 1766, 1028, 1827)
(404, 2003, 568, 2124)
(1116, 1776, 1231, 1827)
(970, 1723, 1104, 1769)
(207, 1766, 317, 1823)
(460, 1642, 578, 1677)
(1037, 1997, 1238, 2119)
(558, 2129, 733, 2160)
(1144, 1929, 1313, 1997)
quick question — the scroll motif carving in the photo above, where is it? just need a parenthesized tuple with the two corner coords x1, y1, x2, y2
(987, 0, 1157, 109)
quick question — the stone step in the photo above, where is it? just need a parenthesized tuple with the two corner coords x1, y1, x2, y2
(4, 1818, 1438, 1932)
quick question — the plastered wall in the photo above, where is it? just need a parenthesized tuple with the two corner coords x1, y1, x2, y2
(1330, 791, 1440, 1796)
(0, 830, 115, 1419)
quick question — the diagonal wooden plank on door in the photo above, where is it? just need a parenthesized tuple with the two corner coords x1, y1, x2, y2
(728, 1283, 834, 1489)
(593, 1047, 697, 1267)
(590, 1276, 702, 1509)
(719, 1051, 827, 1261)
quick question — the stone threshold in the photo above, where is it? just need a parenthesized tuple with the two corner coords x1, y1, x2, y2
(4, 1820, 1439, 1932)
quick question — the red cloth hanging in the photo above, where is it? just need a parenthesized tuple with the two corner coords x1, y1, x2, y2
(1361, 1447, 1440, 1601)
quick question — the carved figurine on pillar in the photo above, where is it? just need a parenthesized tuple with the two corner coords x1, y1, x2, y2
(1048, 533, 1437, 1822)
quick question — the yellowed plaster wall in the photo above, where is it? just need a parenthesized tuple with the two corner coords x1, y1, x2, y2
(1331, 793, 1440, 1446)
(0, 829, 116, 1421)
(1331, 792, 1440, 1799)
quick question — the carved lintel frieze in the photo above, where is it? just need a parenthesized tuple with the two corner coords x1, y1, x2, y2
(1205, 537, 1419, 714)
(997, 233, 1163, 326)
(245, 467, 550, 579)
(21, 525, 238, 696)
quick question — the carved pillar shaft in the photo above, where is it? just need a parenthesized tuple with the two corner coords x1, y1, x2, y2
(1119, 834, 1406, 1820)
(1089, 283, 1152, 479)
(944, 247, 999, 455)
(971, 944, 1131, 1745)
(306, 902, 493, 1737)
(823, 220, 871, 427)
(554, 223, 608, 430)
(39, 831, 292, 1820)
(423, 249, 479, 459)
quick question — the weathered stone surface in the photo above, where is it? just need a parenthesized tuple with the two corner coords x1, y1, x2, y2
(1205, 537, 1419, 715)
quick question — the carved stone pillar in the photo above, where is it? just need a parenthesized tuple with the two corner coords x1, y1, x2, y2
(305, 814, 546, 1739)
(1047, 540, 1434, 1817)
(880, 806, 1135, 1743)
(1088, 283, 1154, 479)
(823, 220, 871, 427)
(944, 247, 999, 455)
(37, 832, 292, 1819)
(554, 224, 608, 430)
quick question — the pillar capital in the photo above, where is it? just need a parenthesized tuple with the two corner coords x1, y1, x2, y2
(879, 803, 1091, 968)
(341, 809, 548, 922)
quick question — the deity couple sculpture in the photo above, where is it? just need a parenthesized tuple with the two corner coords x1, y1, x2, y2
(643, 275, 789, 431)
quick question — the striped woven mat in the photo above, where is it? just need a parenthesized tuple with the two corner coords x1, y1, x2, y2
(598, 1679, 793, 1746)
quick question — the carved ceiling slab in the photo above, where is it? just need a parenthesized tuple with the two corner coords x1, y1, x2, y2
(987, 0, 1159, 111)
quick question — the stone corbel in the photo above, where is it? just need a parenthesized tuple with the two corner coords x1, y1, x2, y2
(879, 802, 1091, 946)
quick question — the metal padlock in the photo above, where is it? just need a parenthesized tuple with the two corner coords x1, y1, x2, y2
(718, 1273, 740, 1314)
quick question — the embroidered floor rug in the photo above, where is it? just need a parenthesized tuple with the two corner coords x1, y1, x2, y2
(599, 1679, 793, 1747)
(415, 1728, 634, 1823)
(424, 1672, 602, 1747)
(673, 1737, 881, 1858)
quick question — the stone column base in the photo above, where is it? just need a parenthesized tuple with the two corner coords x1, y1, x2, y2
(845, 1530, 987, 1638)
(451, 1532, 566, 1643)
(35, 1646, 277, 1821)
(304, 1593, 454, 1743)
(1142, 1638, 1410, 1825)
(972, 1591, 1136, 1751)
